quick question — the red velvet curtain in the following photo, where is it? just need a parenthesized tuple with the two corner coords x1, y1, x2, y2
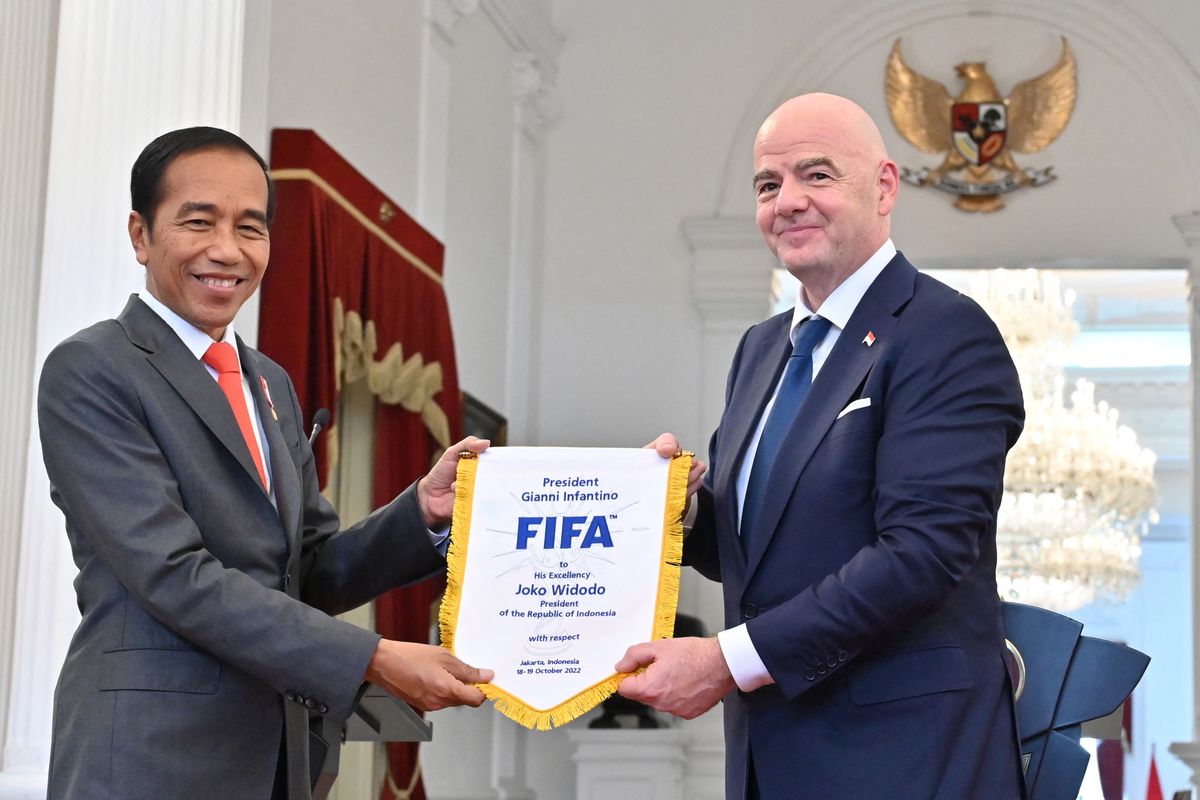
(259, 129, 462, 800)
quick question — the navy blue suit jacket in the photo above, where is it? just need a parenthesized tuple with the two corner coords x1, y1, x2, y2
(685, 254, 1027, 799)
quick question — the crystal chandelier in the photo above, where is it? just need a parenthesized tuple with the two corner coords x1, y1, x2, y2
(967, 269, 1158, 612)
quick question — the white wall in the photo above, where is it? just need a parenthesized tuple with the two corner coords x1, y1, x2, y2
(267, 0, 425, 213)
(538, 1, 771, 453)
(440, 9, 518, 419)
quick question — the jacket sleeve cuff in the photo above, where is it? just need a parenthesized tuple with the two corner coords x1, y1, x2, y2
(717, 624, 774, 692)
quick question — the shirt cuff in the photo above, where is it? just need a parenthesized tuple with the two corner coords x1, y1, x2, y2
(717, 624, 774, 692)
(428, 525, 450, 555)
(682, 494, 699, 532)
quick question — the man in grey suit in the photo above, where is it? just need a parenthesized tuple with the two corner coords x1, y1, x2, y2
(38, 127, 492, 799)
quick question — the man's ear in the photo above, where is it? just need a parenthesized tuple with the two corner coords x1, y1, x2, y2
(128, 211, 151, 265)
(877, 160, 900, 216)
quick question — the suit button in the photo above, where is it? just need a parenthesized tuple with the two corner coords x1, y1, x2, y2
(285, 691, 296, 702)
(305, 698, 317, 709)
(804, 669, 816, 681)
(318, 704, 328, 714)
(826, 655, 838, 667)
(741, 603, 758, 619)
(817, 665, 827, 675)
(838, 650, 848, 662)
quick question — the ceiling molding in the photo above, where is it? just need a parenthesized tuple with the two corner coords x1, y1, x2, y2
(481, 0, 563, 81)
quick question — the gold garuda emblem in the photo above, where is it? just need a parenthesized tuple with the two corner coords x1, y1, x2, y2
(886, 37, 1077, 212)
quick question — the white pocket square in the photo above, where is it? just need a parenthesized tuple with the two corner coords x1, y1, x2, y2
(836, 397, 871, 420)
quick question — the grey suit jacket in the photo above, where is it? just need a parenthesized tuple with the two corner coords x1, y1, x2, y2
(39, 296, 446, 800)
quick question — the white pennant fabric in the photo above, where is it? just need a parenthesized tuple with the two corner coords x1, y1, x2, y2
(440, 447, 690, 729)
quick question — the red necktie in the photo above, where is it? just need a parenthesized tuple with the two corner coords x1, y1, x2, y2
(202, 342, 269, 491)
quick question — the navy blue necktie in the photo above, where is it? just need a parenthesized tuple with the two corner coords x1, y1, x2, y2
(740, 315, 832, 556)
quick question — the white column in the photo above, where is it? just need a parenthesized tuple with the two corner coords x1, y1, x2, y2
(503, 52, 558, 446)
(230, 0, 274, 348)
(682, 216, 774, 442)
(680, 216, 773, 629)
(415, 0, 479, 241)
(665, 216, 770, 800)
(487, 11, 561, 793)
(411, 5, 503, 798)
(1170, 211, 1200, 786)
(0, 1, 57, 794)
(2, 1, 246, 794)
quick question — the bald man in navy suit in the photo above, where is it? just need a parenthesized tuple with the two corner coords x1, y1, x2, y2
(624, 95, 1027, 799)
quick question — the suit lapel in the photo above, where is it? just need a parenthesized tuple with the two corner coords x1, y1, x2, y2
(119, 298, 268, 494)
(714, 313, 793, 554)
(743, 255, 918, 580)
(239, 345, 301, 546)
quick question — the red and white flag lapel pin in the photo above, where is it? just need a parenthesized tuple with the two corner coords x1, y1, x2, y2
(259, 376, 278, 420)
(862, 331, 876, 347)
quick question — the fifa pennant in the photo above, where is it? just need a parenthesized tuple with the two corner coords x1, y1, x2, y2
(440, 447, 691, 730)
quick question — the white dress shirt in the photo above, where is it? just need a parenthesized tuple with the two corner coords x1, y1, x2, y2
(716, 239, 896, 691)
(139, 291, 273, 495)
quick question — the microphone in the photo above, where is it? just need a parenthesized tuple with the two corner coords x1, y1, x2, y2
(308, 408, 330, 445)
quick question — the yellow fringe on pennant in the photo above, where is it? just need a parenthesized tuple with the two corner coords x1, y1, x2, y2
(653, 451, 691, 644)
(438, 452, 477, 661)
(480, 674, 627, 732)
(439, 450, 692, 731)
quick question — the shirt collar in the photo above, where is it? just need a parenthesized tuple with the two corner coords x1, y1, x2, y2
(138, 290, 240, 366)
(790, 239, 896, 339)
